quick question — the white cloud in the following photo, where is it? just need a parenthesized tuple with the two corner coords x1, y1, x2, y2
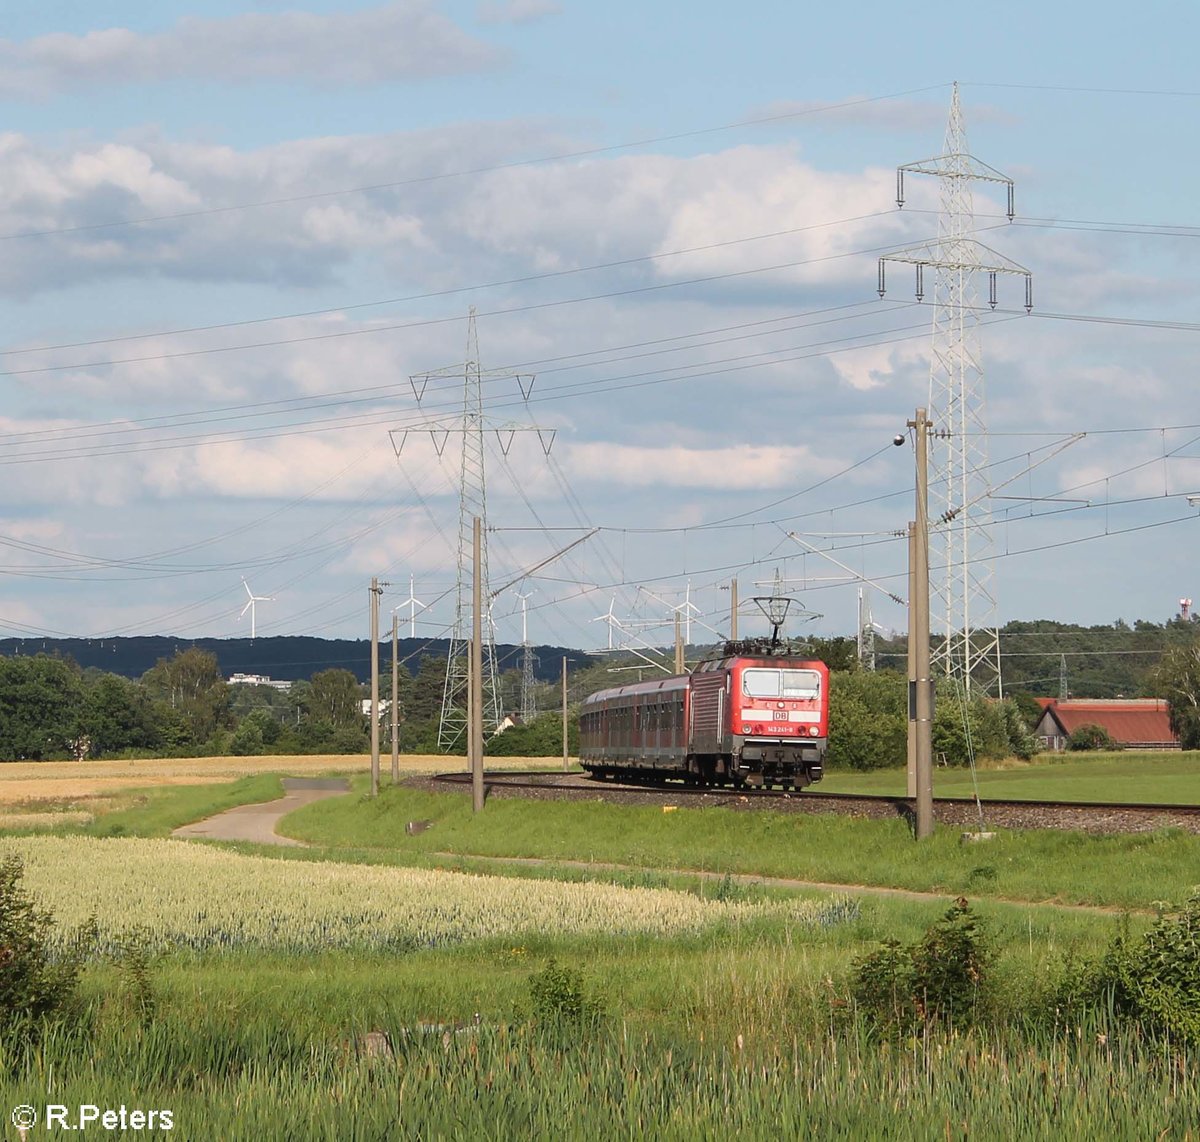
(0, 3, 501, 98)
(565, 441, 839, 490)
(476, 0, 562, 25)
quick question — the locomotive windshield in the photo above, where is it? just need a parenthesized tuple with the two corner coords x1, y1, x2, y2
(741, 668, 821, 700)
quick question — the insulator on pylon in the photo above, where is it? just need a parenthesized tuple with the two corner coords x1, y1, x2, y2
(1007, 183, 1015, 222)
(877, 260, 886, 298)
(915, 263, 924, 302)
(896, 169, 905, 208)
(988, 273, 997, 309)
(1024, 275, 1033, 313)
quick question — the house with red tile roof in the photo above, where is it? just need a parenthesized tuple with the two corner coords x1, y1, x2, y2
(1033, 698, 1178, 751)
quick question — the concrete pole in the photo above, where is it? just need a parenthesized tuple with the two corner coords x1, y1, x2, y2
(561, 656, 569, 772)
(369, 576, 380, 799)
(391, 612, 400, 785)
(470, 517, 484, 813)
(674, 610, 684, 674)
(907, 523, 917, 798)
(730, 578, 738, 641)
(909, 408, 934, 839)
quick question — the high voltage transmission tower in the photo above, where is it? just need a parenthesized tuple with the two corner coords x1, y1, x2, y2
(878, 82, 1032, 696)
(516, 588, 537, 723)
(391, 308, 556, 751)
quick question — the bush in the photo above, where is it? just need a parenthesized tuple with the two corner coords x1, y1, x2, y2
(826, 671, 907, 771)
(528, 959, 604, 1029)
(851, 898, 992, 1035)
(1083, 893, 1200, 1046)
(0, 856, 94, 1032)
(909, 897, 992, 1027)
(1067, 723, 1119, 751)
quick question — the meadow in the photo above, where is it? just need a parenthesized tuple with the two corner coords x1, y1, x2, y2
(0, 753, 1193, 1137)
(819, 749, 1200, 804)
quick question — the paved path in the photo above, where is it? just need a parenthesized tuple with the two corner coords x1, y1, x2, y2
(172, 777, 349, 846)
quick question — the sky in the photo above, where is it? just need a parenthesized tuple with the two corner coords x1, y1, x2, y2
(2, 0, 1199, 684)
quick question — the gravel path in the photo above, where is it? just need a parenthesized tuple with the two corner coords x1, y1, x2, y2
(172, 777, 350, 846)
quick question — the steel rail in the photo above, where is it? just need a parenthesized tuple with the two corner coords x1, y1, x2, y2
(428, 769, 1200, 828)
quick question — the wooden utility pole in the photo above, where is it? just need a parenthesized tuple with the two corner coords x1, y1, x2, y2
(561, 656, 569, 772)
(369, 576, 381, 798)
(470, 517, 484, 813)
(907, 408, 934, 839)
(391, 612, 400, 785)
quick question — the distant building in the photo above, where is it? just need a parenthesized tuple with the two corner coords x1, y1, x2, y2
(1033, 698, 1177, 751)
(228, 673, 291, 691)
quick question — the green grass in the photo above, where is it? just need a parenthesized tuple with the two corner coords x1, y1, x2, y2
(279, 780, 1200, 910)
(0, 899, 1186, 1141)
(820, 750, 1199, 804)
(1, 771, 1193, 1139)
(3, 1013, 1190, 1140)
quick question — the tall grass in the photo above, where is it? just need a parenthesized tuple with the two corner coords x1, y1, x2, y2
(0, 1014, 1191, 1140)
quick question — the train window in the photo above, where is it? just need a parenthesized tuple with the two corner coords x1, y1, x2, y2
(742, 669, 821, 699)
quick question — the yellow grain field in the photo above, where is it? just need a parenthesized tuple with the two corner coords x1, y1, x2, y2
(0, 754, 548, 806)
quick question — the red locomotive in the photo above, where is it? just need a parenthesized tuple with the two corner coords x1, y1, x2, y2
(578, 640, 828, 790)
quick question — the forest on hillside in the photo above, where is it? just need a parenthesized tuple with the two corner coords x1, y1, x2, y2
(873, 616, 1200, 698)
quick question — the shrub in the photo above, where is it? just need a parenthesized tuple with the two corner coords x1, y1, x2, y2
(1067, 723, 1119, 751)
(909, 898, 992, 1027)
(851, 898, 993, 1035)
(1093, 893, 1200, 1046)
(0, 855, 93, 1032)
(850, 938, 915, 1033)
(112, 928, 158, 1028)
(528, 959, 604, 1029)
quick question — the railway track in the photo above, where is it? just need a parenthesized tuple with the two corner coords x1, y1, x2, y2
(428, 770, 1200, 834)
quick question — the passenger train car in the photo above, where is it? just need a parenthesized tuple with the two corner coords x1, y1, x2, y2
(578, 644, 828, 790)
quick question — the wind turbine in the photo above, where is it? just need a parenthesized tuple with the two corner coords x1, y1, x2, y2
(238, 578, 273, 640)
(591, 597, 619, 651)
(392, 573, 427, 638)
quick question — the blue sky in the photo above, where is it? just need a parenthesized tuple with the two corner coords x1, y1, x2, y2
(1, 1, 1199, 683)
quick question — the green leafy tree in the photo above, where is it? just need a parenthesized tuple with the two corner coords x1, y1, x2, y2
(298, 669, 367, 753)
(826, 670, 907, 771)
(1151, 641, 1200, 749)
(78, 673, 163, 757)
(304, 669, 365, 729)
(141, 648, 231, 745)
(487, 710, 577, 757)
(0, 654, 84, 760)
(800, 636, 859, 672)
(407, 656, 447, 726)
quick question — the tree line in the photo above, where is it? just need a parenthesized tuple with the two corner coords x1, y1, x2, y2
(5, 627, 1200, 763)
(0, 647, 576, 761)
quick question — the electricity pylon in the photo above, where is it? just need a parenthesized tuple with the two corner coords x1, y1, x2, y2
(516, 589, 537, 723)
(878, 82, 1032, 696)
(391, 308, 555, 751)
(857, 588, 876, 672)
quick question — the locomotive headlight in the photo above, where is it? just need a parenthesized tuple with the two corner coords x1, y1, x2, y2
(743, 724, 751, 734)
(809, 725, 820, 736)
